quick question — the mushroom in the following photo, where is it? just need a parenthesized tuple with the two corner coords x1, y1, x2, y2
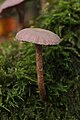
(16, 28, 60, 100)
(0, 0, 26, 29)
(0, 0, 24, 11)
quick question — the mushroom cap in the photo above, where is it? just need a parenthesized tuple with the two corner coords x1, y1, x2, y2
(0, 0, 24, 13)
(16, 28, 61, 45)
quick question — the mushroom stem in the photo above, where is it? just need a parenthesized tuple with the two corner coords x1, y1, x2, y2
(35, 44, 46, 100)
(40, 0, 46, 10)
(16, 1, 26, 29)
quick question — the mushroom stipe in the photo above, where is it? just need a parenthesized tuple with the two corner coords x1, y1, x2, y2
(16, 28, 61, 101)
(35, 44, 46, 100)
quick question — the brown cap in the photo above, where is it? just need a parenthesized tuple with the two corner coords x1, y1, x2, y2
(0, 0, 24, 13)
(16, 28, 60, 45)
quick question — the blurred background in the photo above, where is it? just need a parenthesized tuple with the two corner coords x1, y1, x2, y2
(0, 0, 56, 43)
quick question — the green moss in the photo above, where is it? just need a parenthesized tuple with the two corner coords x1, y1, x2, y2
(0, 0, 80, 119)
